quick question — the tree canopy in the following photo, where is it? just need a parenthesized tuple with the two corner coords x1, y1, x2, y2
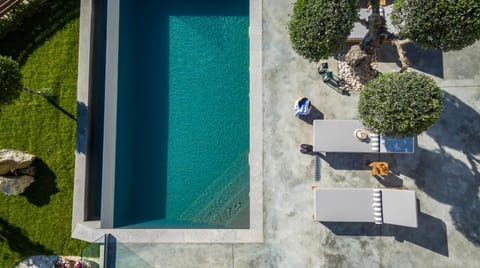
(359, 72, 443, 137)
(0, 55, 22, 105)
(392, 0, 480, 51)
(288, 0, 358, 62)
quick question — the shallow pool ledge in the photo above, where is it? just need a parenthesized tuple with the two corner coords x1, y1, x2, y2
(72, 0, 263, 243)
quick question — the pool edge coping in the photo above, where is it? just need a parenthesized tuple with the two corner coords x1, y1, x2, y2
(72, 0, 263, 243)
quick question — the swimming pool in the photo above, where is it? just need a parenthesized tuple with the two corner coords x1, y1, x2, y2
(100, 0, 250, 228)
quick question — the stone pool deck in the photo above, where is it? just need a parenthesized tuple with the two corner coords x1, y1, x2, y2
(83, 0, 480, 266)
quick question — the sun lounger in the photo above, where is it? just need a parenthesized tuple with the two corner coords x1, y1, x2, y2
(313, 187, 418, 228)
(312, 120, 415, 153)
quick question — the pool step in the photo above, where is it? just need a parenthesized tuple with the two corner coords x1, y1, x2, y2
(192, 168, 250, 226)
(210, 179, 250, 227)
(177, 155, 249, 225)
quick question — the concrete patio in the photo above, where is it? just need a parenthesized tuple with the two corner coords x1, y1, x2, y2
(94, 0, 480, 266)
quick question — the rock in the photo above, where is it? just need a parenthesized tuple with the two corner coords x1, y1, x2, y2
(0, 149, 36, 176)
(0, 175, 34, 195)
(13, 166, 36, 176)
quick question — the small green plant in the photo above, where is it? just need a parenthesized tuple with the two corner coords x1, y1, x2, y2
(0, 55, 57, 104)
(288, 0, 358, 62)
(392, 0, 480, 51)
(359, 72, 443, 137)
(0, 55, 22, 105)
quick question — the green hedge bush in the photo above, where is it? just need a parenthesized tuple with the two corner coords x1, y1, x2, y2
(392, 0, 480, 51)
(0, 0, 43, 39)
(0, 55, 21, 104)
(288, 0, 358, 62)
(359, 72, 443, 137)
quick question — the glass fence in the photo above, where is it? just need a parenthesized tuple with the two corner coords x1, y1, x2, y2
(80, 234, 152, 268)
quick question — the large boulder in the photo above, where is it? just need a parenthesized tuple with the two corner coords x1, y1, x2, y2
(0, 149, 36, 175)
(0, 175, 34, 195)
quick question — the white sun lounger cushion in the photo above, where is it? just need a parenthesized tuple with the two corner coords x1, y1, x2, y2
(313, 188, 418, 228)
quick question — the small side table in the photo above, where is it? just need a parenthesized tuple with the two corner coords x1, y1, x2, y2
(369, 162, 389, 176)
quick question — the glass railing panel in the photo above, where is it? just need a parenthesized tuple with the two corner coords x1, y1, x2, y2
(114, 242, 153, 268)
(80, 235, 104, 268)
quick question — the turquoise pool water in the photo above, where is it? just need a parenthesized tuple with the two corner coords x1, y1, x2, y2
(113, 0, 249, 228)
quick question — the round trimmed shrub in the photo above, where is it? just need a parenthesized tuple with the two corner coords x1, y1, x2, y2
(359, 72, 443, 137)
(0, 55, 22, 105)
(392, 0, 480, 51)
(288, 0, 358, 62)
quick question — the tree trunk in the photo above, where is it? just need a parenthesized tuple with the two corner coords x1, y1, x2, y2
(343, 0, 409, 87)
(344, 45, 376, 85)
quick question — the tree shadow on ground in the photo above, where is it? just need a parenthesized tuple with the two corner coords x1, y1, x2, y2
(395, 147, 480, 246)
(0, 0, 80, 64)
(21, 158, 59, 206)
(319, 152, 376, 170)
(376, 43, 444, 78)
(323, 209, 448, 256)
(395, 92, 480, 246)
(297, 105, 323, 125)
(0, 218, 53, 257)
(44, 95, 76, 121)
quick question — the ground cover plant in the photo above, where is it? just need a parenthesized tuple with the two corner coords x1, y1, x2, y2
(0, 1, 86, 266)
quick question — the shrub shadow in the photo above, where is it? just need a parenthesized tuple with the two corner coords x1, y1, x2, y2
(0, 218, 53, 257)
(21, 158, 59, 206)
(322, 210, 448, 256)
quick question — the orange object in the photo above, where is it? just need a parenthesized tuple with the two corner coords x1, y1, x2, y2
(369, 162, 389, 176)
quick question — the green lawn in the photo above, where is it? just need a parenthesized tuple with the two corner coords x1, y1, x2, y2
(0, 2, 87, 266)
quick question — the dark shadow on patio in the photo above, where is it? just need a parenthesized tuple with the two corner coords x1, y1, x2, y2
(318, 152, 414, 172)
(373, 173, 404, 188)
(323, 210, 448, 256)
(399, 91, 480, 246)
(297, 105, 323, 125)
(376, 43, 444, 78)
(21, 158, 59, 206)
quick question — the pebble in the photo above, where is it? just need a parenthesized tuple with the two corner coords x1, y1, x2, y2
(336, 54, 378, 91)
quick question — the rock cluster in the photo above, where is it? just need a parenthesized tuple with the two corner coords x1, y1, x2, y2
(0, 149, 36, 195)
(0, 176, 35, 195)
(337, 53, 378, 92)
